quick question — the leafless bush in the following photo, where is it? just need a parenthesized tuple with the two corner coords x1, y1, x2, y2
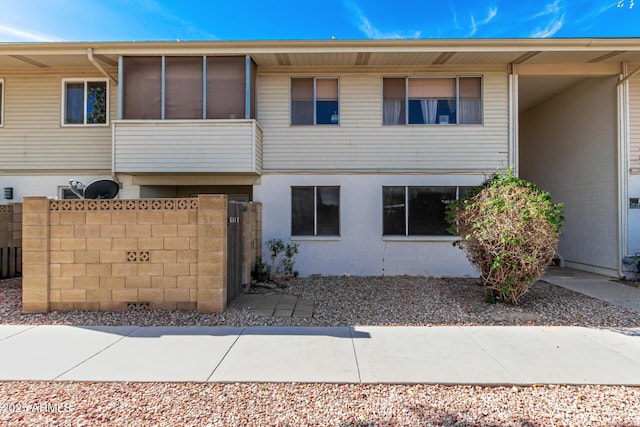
(447, 171, 564, 304)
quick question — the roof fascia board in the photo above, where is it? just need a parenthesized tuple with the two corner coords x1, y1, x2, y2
(1, 38, 640, 56)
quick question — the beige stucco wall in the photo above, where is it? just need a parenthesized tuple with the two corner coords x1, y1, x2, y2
(630, 66, 640, 175)
(520, 76, 618, 275)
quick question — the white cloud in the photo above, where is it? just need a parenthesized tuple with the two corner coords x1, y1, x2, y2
(467, 6, 498, 37)
(530, 14, 565, 37)
(469, 15, 477, 36)
(0, 24, 59, 42)
(342, 0, 421, 39)
(125, 0, 217, 40)
(480, 6, 498, 24)
(532, 0, 562, 18)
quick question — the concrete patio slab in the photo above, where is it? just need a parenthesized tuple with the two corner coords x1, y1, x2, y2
(228, 293, 315, 318)
(543, 267, 640, 313)
(59, 326, 243, 382)
(209, 326, 360, 383)
(0, 325, 137, 380)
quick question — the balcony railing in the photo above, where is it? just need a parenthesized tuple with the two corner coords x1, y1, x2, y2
(112, 120, 262, 174)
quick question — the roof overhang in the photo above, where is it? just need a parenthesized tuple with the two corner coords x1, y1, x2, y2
(0, 38, 639, 70)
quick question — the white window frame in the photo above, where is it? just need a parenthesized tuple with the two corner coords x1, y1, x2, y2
(290, 77, 340, 126)
(382, 185, 468, 237)
(0, 78, 4, 127)
(61, 78, 109, 126)
(382, 76, 483, 126)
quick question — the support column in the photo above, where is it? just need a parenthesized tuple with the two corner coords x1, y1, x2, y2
(197, 194, 227, 313)
(22, 197, 50, 313)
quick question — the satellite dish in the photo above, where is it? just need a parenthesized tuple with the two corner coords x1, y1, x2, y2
(68, 179, 85, 199)
(83, 179, 120, 199)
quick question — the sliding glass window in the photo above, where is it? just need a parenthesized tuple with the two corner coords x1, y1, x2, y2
(383, 76, 482, 125)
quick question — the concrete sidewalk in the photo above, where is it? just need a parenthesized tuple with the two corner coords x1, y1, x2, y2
(543, 267, 640, 313)
(1, 325, 640, 385)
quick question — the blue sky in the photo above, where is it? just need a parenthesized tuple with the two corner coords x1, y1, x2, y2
(0, 0, 638, 42)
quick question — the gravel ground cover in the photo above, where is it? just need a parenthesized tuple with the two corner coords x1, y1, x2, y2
(2, 276, 639, 426)
(2, 276, 640, 327)
(1, 382, 638, 426)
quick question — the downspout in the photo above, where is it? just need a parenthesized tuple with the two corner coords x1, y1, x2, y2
(87, 48, 118, 84)
(508, 63, 519, 175)
(618, 65, 640, 87)
(87, 47, 120, 184)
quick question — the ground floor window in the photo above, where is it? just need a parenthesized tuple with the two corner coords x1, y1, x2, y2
(383, 186, 470, 236)
(291, 186, 340, 236)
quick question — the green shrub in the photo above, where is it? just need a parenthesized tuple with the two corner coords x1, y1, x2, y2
(263, 238, 299, 281)
(446, 169, 564, 304)
(251, 257, 271, 282)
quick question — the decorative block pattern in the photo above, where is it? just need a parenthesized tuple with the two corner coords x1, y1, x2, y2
(49, 198, 199, 211)
(127, 251, 150, 262)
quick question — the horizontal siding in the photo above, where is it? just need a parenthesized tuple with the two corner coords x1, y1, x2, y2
(630, 72, 640, 174)
(113, 121, 260, 173)
(258, 66, 509, 171)
(0, 69, 115, 171)
(254, 122, 263, 174)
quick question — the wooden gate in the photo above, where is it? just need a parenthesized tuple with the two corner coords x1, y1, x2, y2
(0, 247, 21, 280)
(226, 202, 243, 304)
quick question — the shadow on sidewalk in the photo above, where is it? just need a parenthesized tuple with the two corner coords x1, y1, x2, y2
(74, 325, 372, 339)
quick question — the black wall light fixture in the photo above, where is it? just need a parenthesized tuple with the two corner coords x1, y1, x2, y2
(3, 188, 13, 200)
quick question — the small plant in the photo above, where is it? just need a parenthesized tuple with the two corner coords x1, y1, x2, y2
(446, 169, 564, 304)
(251, 257, 271, 283)
(254, 238, 299, 283)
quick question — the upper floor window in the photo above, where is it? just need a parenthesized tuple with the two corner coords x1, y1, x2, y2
(122, 56, 254, 120)
(62, 79, 108, 125)
(0, 78, 4, 126)
(291, 78, 339, 125)
(383, 186, 470, 236)
(383, 77, 482, 125)
(292, 186, 340, 236)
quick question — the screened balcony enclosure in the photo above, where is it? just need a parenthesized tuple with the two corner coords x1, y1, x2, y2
(114, 55, 260, 174)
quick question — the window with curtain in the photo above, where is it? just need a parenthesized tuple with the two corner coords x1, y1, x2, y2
(459, 77, 482, 124)
(292, 186, 340, 236)
(63, 79, 108, 125)
(291, 78, 339, 125)
(383, 76, 482, 125)
(383, 78, 405, 125)
(383, 186, 470, 236)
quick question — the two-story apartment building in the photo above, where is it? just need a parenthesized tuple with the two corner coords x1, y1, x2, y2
(1, 39, 640, 278)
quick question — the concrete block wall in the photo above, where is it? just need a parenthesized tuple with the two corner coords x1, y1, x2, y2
(22, 195, 228, 313)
